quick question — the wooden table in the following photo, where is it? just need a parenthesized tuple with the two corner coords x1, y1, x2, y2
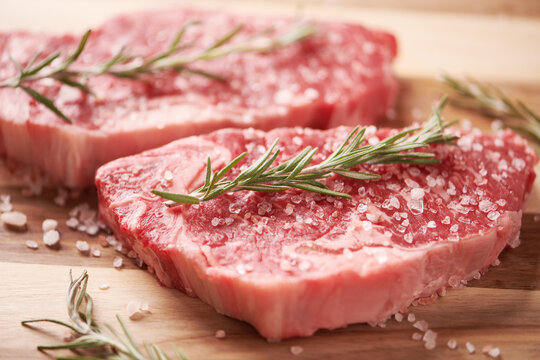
(1, 1, 539, 359)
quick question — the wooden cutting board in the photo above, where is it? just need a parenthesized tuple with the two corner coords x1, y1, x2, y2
(1, 1, 539, 359)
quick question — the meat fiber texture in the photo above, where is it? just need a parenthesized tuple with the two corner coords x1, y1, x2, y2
(96, 126, 537, 339)
(0, 8, 397, 188)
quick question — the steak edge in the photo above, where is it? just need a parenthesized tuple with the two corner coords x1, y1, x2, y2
(0, 8, 397, 187)
(96, 126, 537, 339)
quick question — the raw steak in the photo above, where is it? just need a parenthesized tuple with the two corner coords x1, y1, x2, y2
(96, 125, 537, 339)
(0, 8, 397, 188)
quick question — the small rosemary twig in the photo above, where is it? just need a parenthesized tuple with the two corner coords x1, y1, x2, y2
(22, 270, 187, 360)
(440, 73, 540, 148)
(0, 21, 316, 123)
(153, 97, 457, 206)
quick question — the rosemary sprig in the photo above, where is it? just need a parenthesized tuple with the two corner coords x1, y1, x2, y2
(440, 73, 540, 147)
(0, 21, 316, 123)
(22, 270, 187, 360)
(153, 98, 457, 206)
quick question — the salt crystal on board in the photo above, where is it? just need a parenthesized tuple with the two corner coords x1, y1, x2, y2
(43, 230, 60, 248)
(113, 256, 123, 269)
(413, 320, 428, 332)
(76, 240, 90, 255)
(42, 219, 58, 232)
(2, 211, 27, 231)
(290, 346, 303, 356)
(447, 339, 457, 350)
(25, 240, 39, 249)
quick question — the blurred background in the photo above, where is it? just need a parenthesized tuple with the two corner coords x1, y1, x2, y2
(0, 0, 539, 83)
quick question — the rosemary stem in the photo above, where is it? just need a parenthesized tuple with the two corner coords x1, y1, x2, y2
(22, 270, 186, 359)
(441, 73, 540, 149)
(154, 97, 457, 206)
(0, 22, 316, 123)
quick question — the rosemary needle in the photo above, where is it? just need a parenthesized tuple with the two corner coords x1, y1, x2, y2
(153, 97, 458, 206)
(22, 270, 186, 360)
(440, 73, 540, 149)
(0, 21, 316, 123)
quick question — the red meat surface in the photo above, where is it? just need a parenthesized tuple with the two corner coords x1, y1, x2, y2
(0, 8, 397, 187)
(96, 125, 537, 339)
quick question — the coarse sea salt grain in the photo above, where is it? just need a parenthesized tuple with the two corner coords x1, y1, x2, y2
(487, 211, 500, 221)
(479, 199, 496, 213)
(229, 202, 241, 214)
(412, 332, 422, 341)
(423, 330, 437, 343)
(127, 300, 146, 320)
(465, 342, 475, 354)
(76, 240, 90, 254)
(113, 256, 123, 269)
(407, 313, 416, 322)
(106, 235, 118, 246)
(163, 170, 174, 181)
(407, 198, 424, 215)
(42, 219, 58, 232)
(215, 329, 226, 339)
(99, 283, 110, 290)
(66, 217, 79, 229)
(405, 178, 420, 188)
(404, 233, 413, 243)
(410, 188, 424, 200)
(43, 230, 60, 248)
(92, 248, 101, 257)
(284, 203, 294, 215)
(487, 347, 501, 359)
(488, 197, 503, 207)
(447, 339, 457, 350)
(413, 320, 428, 332)
(394, 313, 403, 322)
(290, 346, 303, 356)
(512, 158, 526, 171)
(2, 211, 28, 231)
(389, 196, 400, 209)
(357, 203, 368, 213)
(86, 224, 100, 236)
(25, 240, 38, 249)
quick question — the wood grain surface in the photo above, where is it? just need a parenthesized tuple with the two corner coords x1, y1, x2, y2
(0, 1, 539, 359)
